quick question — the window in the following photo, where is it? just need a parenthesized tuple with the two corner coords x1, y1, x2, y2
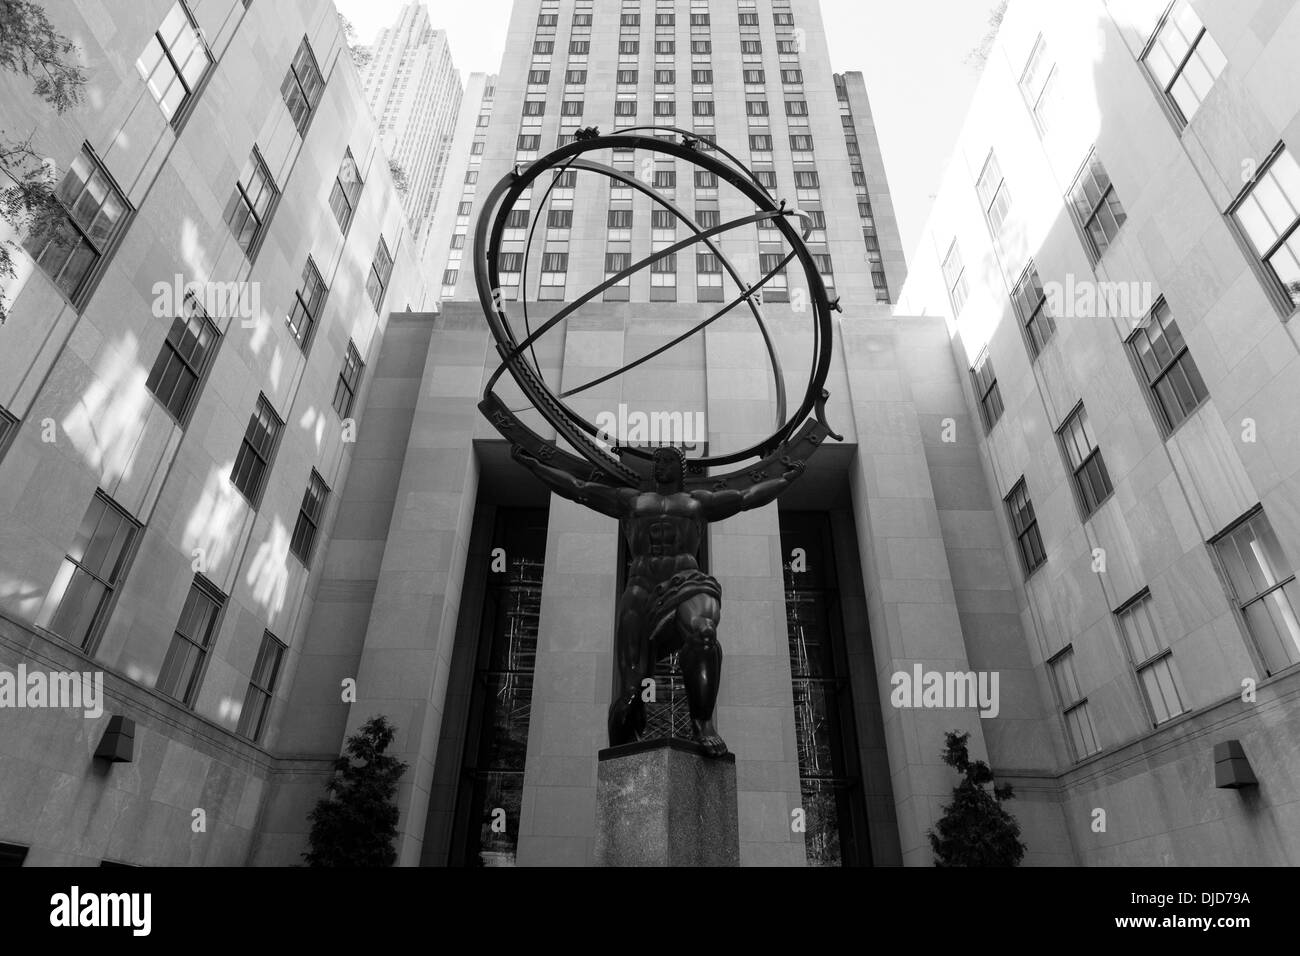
(754, 170, 777, 190)
(537, 13, 557, 26)
(692, 99, 714, 117)
(0, 405, 16, 464)
(692, 68, 712, 84)
(1019, 34, 1060, 133)
(654, 169, 676, 191)
(1058, 404, 1113, 517)
(654, 98, 675, 117)
(615, 99, 637, 117)
(146, 293, 219, 423)
(37, 492, 139, 649)
(1116, 591, 1187, 725)
(290, 470, 329, 565)
(0, 844, 27, 867)
(569, 40, 589, 55)
(744, 68, 765, 85)
(231, 394, 282, 506)
(561, 99, 584, 117)
(607, 208, 633, 240)
(605, 251, 631, 286)
(617, 69, 638, 84)
(1213, 510, 1300, 674)
(528, 69, 550, 85)
(23, 146, 129, 306)
(975, 150, 1012, 235)
(655, 40, 675, 55)
(619, 40, 639, 55)
(650, 252, 676, 285)
(1128, 298, 1209, 432)
(286, 257, 326, 350)
(518, 133, 541, 151)
(136, 1, 209, 124)
(1011, 263, 1056, 358)
(224, 147, 277, 256)
(970, 350, 1003, 431)
(573, 14, 592, 27)
(281, 36, 324, 137)
(1229, 145, 1300, 309)
(547, 208, 572, 239)
(784, 99, 808, 117)
(533, 40, 553, 55)
(522, 100, 546, 117)
(621, 13, 640, 26)
(366, 236, 393, 311)
(691, 12, 709, 26)
(656, 12, 674, 25)
(1005, 478, 1045, 575)
(790, 134, 813, 152)
(690, 40, 710, 54)
(328, 148, 363, 233)
(739, 11, 759, 26)
(1068, 149, 1127, 262)
(749, 134, 772, 152)
(236, 631, 286, 742)
(333, 341, 364, 418)
(565, 69, 586, 85)
(941, 240, 968, 315)
(156, 576, 224, 705)
(697, 208, 720, 230)
(1142, 1, 1226, 124)
(774, 12, 795, 26)
(1049, 647, 1100, 759)
(781, 69, 803, 85)
(746, 100, 768, 117)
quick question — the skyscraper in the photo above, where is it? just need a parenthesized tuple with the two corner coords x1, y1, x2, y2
(359, 2, 464, 238)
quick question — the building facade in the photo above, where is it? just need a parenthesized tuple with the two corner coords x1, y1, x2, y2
(359, 2, 464, 239)
(899, 0, 1300, 864)
(0, 0, 425, 865)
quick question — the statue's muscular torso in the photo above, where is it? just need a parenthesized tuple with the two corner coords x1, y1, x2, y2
(622, 491, 705, 587)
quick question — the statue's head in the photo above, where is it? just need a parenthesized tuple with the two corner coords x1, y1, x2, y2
(651, 446, 687, 490)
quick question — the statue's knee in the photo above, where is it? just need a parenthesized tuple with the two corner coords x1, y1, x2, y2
(686, 618, 718, 649)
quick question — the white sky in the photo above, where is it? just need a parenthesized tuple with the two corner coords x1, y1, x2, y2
(332, 0, 1000, 256)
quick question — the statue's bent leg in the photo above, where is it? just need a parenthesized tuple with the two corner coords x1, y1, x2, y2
(608, 589, 650, 746)
(677, 593, 727, 756)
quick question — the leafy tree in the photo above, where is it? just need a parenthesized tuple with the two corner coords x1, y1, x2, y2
(0, 0, 87, 323)
(928, 730, 1027, 867)
(965, 0, 1009, 70)
(303, 715, 409, 867)
(336, 13, 372, 69)
(388, 159, 409, 194)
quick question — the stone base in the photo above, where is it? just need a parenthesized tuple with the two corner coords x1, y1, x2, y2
(595, 738, 739, 867)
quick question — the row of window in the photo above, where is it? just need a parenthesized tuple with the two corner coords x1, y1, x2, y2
(1046, 507, 1300, 760)
(534, 37, 802, 57)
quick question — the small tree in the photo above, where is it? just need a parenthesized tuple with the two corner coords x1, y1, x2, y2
(336, 13, 372, 69)
(928, 730, 1026, 867)
(387, 159, 409, 194)
(0, 0, 88, 323)
(304, 715, 409, 867)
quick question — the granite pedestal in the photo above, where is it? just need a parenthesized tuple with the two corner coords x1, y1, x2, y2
(595, 738, 739, 867)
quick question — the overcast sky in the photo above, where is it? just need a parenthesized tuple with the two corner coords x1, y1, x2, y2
(333, 0, 1000, 258)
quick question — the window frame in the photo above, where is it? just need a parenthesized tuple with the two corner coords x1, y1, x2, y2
(1125, 296, 1209, 435)
(333, 340, 364, 419)
(236, 630, 286, 742)
(1057, 402, 1114, 519)
(1114, 588, 1188, 727)
(156, 574, 226, 707)
(1005, 477, 1046, 577)
(137, 0, 212, 129)
(230, 393, 284, 508)
(328, 147, 363, 234)
(146, 291, 221, 426)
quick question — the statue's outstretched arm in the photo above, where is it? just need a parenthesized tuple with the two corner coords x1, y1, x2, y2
(511, 446, 631, 518)
(698, 462, 806, 521)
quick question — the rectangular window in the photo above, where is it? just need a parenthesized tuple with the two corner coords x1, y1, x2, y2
(615, 100, 637, 117)
(136, 1, 209, 124)
(692, 69, 712, 84)
(746, 100, 769, 117)
(605, 251, 631, 286)
(522, 100, 546, 116)
(569, 40, 590, 55)
(281, 36, 324, 137)
(37, 492, 139, 649)
(975, 150, 1012, 234)
(1005, 478, 1045, 575)
(1116, 591, 1187, 725)
(1068, 149, 1127, 262)
(366, 236, 393, 311)
(619, 40, 639, 55)
(1049, 647, 1100, 759)
(1019, 34, 1060, 133)
(744, 68, 765, 85)
(970, 350, 1003, 432)
(621, 13, 640, 26)
(656, 12, 674, 26)
(1128, 297, 1209, 432)
(1142, 1, 1226, 124)
(697, 209, 720, 230)
(617, 69, 638, 84)
(290, 470, 329, 565)
(236, 631, 286, 742)
(690, 40, 710, 54)
(1059, 403, 1113, 517)
(781, 69, 803, 84)
(328, 148, 363, 233)
(941, 240, 968, 315)
(224, 147, 277, 256)
(1229, 145, 1300, 309)
(534, 40, 553, 55)
(286, 257, 326, 350)
(156, 576, 224, 705)
(655, 69, 675, 85)
(231, 394, 282, 506)
(561, 99, 584, 117)
(1010, 263, 1056, 358)
(656, 40, 675, 55)
(790, 134, 814, 152)
(784, 99, 808, 116)
(565, 69, 585, 85)
(333, 340, 363, 419)
(518, 134, 541, 151)
(1213, 510, 1300, 674)
(749, 134, 772, 152)
(754, 170, 777, 190)
(692, 99, 714, 117)
(23, 146, 129, 306)
(653, 170, 676, 190)
(654, 99, 675, 117)
(528, 69, 550, 85)
(146, 293, 219, 424)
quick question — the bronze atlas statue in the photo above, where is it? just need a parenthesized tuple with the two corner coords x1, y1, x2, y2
(473, 126, 841, 756)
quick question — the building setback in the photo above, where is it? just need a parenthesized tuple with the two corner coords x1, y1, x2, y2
(359, 2, 464, 240)
(899, 0, 1300, 864)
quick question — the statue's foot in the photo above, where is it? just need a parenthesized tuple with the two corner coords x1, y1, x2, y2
(691, 718, 729, 757)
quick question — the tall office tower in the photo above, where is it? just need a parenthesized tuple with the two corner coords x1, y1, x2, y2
(359, 3, 464, 238)
(0, 0, 425, 865)
(418, 72, 499, 309)
(900, 0, 1300, 864)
